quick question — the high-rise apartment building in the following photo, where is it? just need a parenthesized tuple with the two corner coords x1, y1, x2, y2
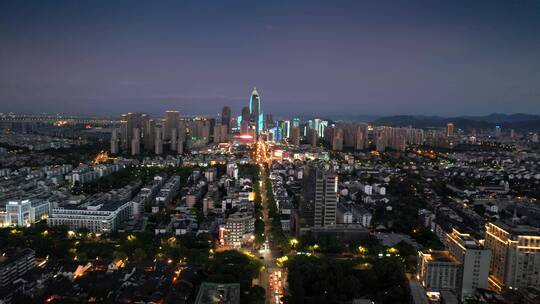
(170, 128, 177, 151)
(300, 166, 338, 232)
(484, 222, 540, 291)
(307, 128, 317, 147)
(418, 250, 460, 291)
(221, 106, 231, 132)
(445, 228, 491, 300)
(154, 125, 163, 155)
(131, 128, 141, 156)
(213, 124, 228, 143)
(110, 128, 119, 154)
(164, 110, 180, 141)
(143, 118, 156, 150)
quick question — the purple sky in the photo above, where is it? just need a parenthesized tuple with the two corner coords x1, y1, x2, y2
(1, 0, 540, 117)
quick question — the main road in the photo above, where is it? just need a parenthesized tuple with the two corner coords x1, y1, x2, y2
(255, 140, 285, 304)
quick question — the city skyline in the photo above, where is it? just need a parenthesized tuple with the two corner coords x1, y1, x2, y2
(3, 2, 540, 304)
(2, 0, 540, 116)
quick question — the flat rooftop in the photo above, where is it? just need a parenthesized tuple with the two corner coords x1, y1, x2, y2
(195, 282, 240, 304)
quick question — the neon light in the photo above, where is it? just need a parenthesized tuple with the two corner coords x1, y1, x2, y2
(237, 134, 253, 140)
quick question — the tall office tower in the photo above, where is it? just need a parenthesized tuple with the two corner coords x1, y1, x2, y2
(282, 120, 291, 138)
(484, 222, 540, 291)
(154, 125, 163, 155)
(290, 127, 301, 146)
(292, 117, 300, 128)
(446, 228, 491, 300)
(307, 128, 317, 147)
(249, 87, 263, 135)
(143, 119, 156, 150)
(164, 110, 180, 141)
(447, 122, 454, 137)
(301, 166, 338, 229)
(269, 126, 282, 143)
(131, 128, 141, 156)
(170, 128, 177, 151)
(110, 129, 119, 154)
(221, 106, 231, 132)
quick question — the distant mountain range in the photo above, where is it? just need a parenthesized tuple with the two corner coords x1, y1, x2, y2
(374, 113, 540, 130)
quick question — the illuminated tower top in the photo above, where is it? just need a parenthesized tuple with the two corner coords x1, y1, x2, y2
(249, 87, 260, 115)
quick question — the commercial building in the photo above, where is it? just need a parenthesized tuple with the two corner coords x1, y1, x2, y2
(484, 222, 540, 291)
(47, 201, 132, 233)
(1, 200, 50, 227)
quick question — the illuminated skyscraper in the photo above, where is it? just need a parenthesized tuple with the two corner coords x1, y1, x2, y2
(249, 87, 263, 135)
(292, 117, 300, 128)
(447, 122, 454, 137)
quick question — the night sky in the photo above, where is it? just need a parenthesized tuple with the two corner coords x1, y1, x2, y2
(1, 0, 540, 117)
